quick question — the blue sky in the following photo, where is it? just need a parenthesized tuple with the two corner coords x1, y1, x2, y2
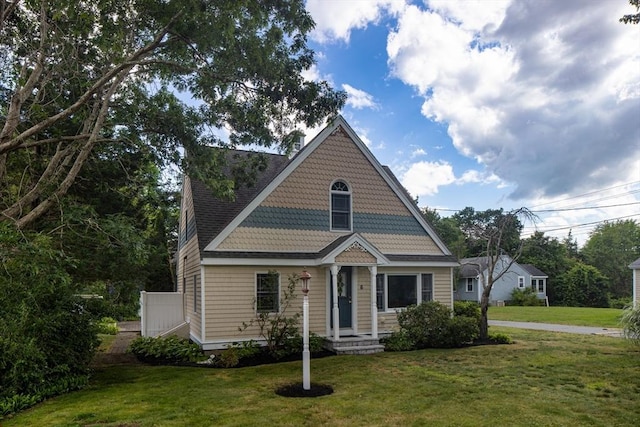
(299, 0, 640, 246)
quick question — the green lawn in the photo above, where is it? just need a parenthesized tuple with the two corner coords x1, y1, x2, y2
(5, 328, 639, 426)
(488, 306, 624, 328)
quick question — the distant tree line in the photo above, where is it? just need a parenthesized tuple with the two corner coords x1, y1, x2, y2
(424, 207, 640, 308)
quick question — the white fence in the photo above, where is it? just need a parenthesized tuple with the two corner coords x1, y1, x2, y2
(140, 291, 185, 337)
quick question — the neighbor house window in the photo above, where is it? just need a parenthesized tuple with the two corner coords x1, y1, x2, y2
(387, 275, 417, 309)
(466, 278, 474, 292)
(518, 276, 525, 288)
(256, 272, 280, 313)
(421, 274, 433, 302)
(532, 279, 545, 293)
(330, 180, 351, 231)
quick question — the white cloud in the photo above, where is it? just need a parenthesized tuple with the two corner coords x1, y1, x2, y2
(342, 83, 379, 110)
(401, 160, 456, 197)
(457, 170, 503, 186)
(411, 147, 427, 157)
(387, 0, 640, 201)
(307, 0, 406, 43)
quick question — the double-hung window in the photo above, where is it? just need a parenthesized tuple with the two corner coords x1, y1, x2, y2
(256, 272, 280, 313)
(466, 278, 474, 292)
(330, 180, 351, 231)
(518, 276, 525, 289)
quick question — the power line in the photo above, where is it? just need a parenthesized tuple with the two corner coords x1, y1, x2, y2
(522, 213, 640, 234)
(528, 181, 640, 209)
(530, 201, 640, 213)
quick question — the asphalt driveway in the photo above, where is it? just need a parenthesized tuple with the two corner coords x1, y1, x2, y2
(489, 320, 623, 337)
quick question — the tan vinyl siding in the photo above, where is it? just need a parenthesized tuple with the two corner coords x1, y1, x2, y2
(263, 128, 413, 217)
(355, 267, 372, 333)
(177, 175, 202, 339)
(361, 233, 441, 254)
(215, 126, 446, 255)
(218, 227, 443, 255)
(203, 266, 327, 342)
(217, 227, 338, 252)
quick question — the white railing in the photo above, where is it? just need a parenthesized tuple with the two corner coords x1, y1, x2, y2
(140, 291, 185, 337)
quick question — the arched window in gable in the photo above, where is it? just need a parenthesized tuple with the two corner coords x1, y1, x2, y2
(331, 180, 351, 231)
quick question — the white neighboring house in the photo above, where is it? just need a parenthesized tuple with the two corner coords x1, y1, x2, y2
(630, 257, 640, 308)
(454, 255, 548, 305)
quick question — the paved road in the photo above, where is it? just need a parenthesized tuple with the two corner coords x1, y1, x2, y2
(489, 320, 623, 337)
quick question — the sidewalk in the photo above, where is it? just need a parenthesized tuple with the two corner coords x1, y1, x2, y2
(489, 320, 623, 337)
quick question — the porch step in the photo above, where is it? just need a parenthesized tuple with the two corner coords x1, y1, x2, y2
(324, 336, 385, 355)
(333, 344, 385, 355)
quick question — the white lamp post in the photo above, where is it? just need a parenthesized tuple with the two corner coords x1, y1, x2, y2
(300, 269, 311, 390)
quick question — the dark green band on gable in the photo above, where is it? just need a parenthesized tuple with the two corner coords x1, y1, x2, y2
(241, 206, 428, 236)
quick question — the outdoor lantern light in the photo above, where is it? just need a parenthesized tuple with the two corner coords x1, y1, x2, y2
(300, 268, 311, 390)
(300, 269, 311, 295)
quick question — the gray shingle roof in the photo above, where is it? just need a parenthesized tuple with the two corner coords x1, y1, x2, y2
(629, 257, 640, 269)
(520, 264, 548, 277)
(191, 149, 290, 255)
(457, 256, 547, 277)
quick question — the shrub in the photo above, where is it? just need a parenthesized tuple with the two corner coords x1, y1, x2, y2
(488, 332, 513, 344)
(382, 330, 415, 352)
(239, 272, 301, 358)
(397, 301, 453, 348)
(280, 332, 325, 358)
(128, 335, 205, 364)
(444, 316, 479, 347)
(454, 301, 481, 322)
(96, 317, 119, 335)
(395, 301, 479, 349)
(510, 287, 543, 306)
(609, 297, 633, 309)
(620, 306, 640, 345)
(0, 224, 99, 417)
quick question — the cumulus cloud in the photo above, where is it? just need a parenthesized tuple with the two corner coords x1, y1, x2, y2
(307, 0, 405, 43)
(387, 0, 640, 201)
(401, 160, 456, 197)
(342, 84, 379, 109)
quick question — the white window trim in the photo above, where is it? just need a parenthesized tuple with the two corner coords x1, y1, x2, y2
(329, 179, 353, 232)
(378, 273, 434, 312)
(466, 278, 474, 293)
(518, 276, 525, 289)
(255, 271, 281, 314)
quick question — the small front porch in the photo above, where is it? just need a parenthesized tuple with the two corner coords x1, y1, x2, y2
(324, 335, 384, 355)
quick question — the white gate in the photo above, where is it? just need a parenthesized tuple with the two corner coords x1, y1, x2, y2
(140, 291, 185, 337)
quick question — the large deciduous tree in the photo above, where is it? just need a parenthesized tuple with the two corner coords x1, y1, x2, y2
(620, 0, 640, 24)
(0, 0, 345, 229)
(454, 208, 535, 340)
(519, 231, 574, 305)
(581, 220, 640, 299)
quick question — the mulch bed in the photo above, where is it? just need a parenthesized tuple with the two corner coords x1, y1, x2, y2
(275, 382, 334, 398)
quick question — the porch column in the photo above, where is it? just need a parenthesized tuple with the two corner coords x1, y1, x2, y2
(368, 265, 378, 339)
(330, 264, 340, 341)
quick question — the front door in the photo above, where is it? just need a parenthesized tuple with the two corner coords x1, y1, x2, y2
(331, 266, 352, 328)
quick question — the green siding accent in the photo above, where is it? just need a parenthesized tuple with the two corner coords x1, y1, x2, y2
(241, 206, 428, 236)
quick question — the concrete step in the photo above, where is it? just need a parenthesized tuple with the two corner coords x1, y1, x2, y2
(334, 344, 385, 355)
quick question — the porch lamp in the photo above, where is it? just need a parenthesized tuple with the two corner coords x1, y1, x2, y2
(300, 268, 311, 390)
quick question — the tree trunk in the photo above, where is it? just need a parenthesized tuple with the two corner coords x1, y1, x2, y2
(479, 290, 491, 341)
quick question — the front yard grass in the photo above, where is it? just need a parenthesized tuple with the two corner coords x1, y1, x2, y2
(488, 306, 624, 328)
(5, 328, 639, 426)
